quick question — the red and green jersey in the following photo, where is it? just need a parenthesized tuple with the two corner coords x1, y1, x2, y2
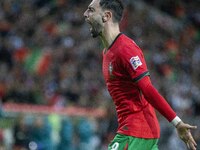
(102, 33, 160, 138)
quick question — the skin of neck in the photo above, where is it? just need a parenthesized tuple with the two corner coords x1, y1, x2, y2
(100, 21, 120, 49)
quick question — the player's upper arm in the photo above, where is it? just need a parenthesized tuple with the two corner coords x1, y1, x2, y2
(118, 43, 149, 82)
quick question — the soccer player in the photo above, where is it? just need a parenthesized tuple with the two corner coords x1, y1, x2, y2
(84, 0, 197, 149)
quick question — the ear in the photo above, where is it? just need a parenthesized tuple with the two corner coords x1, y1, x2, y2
(102, 11, 112, 23)
(102, 16, 106, 22)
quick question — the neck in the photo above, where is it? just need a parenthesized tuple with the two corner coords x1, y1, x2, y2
(100, 23, 120, 49)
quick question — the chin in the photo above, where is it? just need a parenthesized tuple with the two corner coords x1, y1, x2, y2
(90, 26, 102, 38)
(91, 34, 99, 38)
(91, 32, 99, 38)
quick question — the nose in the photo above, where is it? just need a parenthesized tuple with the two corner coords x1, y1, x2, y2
(84, 10, 88, 19)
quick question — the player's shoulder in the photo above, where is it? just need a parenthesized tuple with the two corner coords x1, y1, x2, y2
(117, 34, 141, 55)
(122, 34, 139, 48)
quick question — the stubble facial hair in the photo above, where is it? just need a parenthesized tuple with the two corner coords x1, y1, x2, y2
(91, 20, 103, 38)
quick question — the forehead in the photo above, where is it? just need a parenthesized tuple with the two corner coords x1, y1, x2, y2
(88, 0, 100, 9)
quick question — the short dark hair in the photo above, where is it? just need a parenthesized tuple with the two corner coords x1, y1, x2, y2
(99, 0, 124, 23)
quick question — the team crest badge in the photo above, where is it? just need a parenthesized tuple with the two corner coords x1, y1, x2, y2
(130, 56, 142, 70)
(109, 62, 115, 79)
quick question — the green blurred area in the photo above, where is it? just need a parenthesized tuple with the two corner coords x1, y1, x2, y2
(0, 117, 15, 129)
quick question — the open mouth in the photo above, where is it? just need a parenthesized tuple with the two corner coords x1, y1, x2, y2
(85, 20, 93, 31)
(89, 26, 93, 32)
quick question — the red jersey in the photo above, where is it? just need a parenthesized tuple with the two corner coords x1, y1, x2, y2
(102, 33, 160, 138)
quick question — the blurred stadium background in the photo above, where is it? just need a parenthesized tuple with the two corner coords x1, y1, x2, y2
(0, 0, 199, 149)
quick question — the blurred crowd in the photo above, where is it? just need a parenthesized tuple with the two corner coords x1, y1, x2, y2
(0, 0, 199, 149)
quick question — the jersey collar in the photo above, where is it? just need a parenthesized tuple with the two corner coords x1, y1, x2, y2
(108, 32, 122, 50)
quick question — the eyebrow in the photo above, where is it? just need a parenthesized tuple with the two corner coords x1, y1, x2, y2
(88, 5, 95, 11)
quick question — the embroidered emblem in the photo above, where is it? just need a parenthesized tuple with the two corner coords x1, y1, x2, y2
(109, 62, 115, 79)
(109, 62, 113, 75)
(130, 56, 142, 70)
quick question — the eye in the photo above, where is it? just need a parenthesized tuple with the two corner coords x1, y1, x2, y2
(88, 7, 95, 12)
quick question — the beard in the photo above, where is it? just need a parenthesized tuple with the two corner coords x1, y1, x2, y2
(90, 21, 103, 38)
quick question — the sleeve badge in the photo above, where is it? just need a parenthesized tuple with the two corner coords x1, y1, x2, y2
(130, 56, 142, 70)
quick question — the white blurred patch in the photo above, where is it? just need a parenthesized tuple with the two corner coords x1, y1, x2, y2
(130, 56, 142, 70)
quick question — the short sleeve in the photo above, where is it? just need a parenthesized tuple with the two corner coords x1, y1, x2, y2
(118, 42, 149, 82)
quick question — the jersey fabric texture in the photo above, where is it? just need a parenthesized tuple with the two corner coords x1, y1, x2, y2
(108, 134, 159, 150)
(102, 33, 160, 138)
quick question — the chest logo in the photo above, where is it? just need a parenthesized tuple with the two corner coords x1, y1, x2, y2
(109, 62, 115, 79)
